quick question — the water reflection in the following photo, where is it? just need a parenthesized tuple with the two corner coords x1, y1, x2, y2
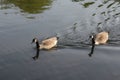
(0, 0, 53, 14)
(82, 2, 95, 8)
(71, 0, 120, 17)
(71, 0, 84, 2)
(32, 48, 40, 60)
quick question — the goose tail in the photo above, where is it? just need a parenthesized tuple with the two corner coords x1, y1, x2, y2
(55, 33, 60, 40)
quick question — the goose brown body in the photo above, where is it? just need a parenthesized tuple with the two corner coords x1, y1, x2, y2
(32, 37, 58, 50)
(94, 31, 109, 45)
(40, 37, 58, 49)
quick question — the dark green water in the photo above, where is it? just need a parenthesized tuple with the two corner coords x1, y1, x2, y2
(0, 0, 120, 80)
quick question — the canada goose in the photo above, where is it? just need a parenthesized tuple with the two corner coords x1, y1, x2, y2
(88, 31, 109, 57)
(32, 37, 59, 50)
(31, 37, 59, 60)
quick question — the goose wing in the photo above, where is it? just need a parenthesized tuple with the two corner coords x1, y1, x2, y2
(95, 32, 108, 43)
(41, 37, 57, 46)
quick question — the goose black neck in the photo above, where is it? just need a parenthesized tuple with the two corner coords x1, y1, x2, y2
(92, 37, 95, 45)
(36, 41, 39, 49)
(88, 36, 95, 57)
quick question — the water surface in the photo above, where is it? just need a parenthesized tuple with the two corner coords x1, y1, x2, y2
(0, 0, 120, 80)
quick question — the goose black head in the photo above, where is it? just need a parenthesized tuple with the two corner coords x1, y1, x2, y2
(89, 33, 96, 41)
(31, 38, 38, 44)
(89, 35, 94, 39)
(89, 32, 95, 38)
(31, 38, 40, 49)
(89, 35, 95, 45)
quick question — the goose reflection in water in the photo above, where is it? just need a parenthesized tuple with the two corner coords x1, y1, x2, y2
(32, 48, 40, 60)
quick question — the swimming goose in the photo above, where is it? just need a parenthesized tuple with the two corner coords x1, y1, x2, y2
(32, 37, 59, 50)
(88, 31, 109, 57)
(31, 37, 59, 60)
